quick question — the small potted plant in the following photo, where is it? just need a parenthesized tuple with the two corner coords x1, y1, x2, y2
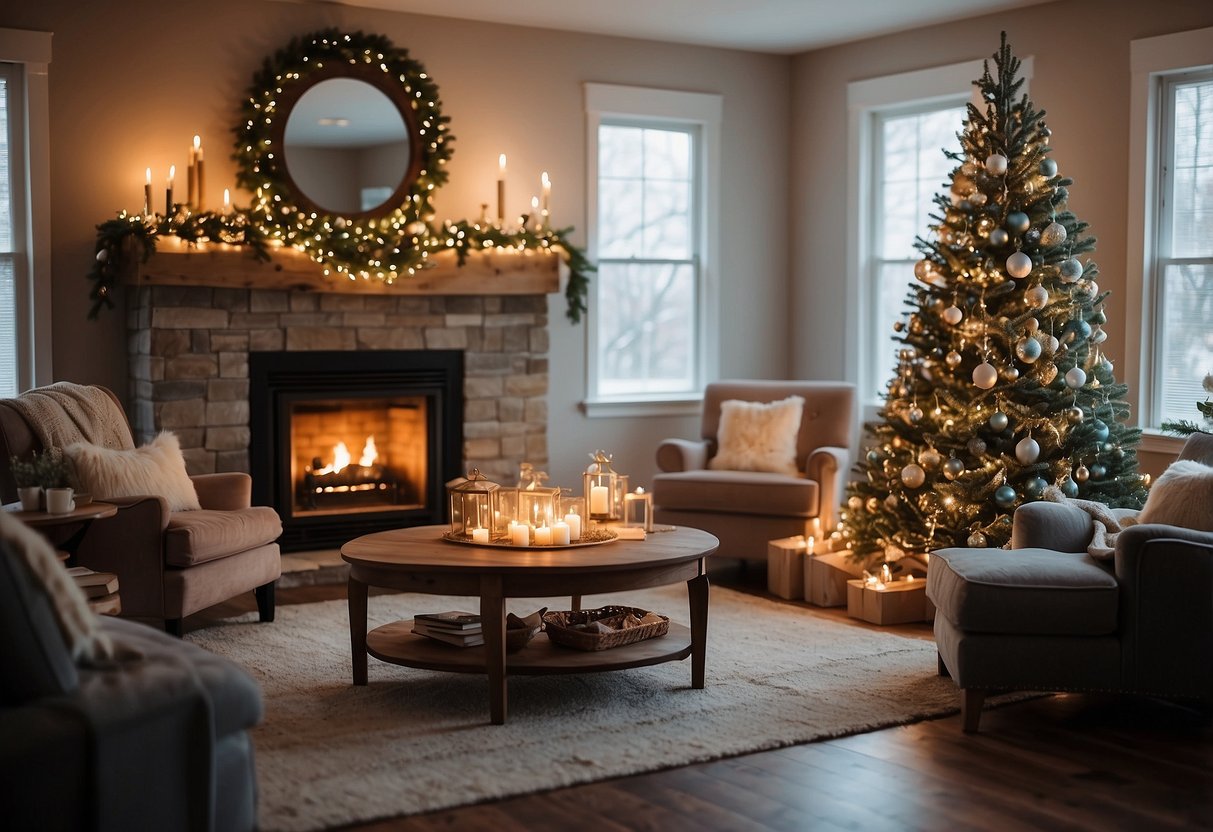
(34, 449, 70, 490)
(10, 453, 45, 511)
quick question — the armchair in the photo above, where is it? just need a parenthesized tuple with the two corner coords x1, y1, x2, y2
(651, 380, 856, 561)
(0, 383, 281, 635)
(927, 433, 1213, 732)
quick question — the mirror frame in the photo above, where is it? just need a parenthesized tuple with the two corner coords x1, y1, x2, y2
(234, 29, 454, 276)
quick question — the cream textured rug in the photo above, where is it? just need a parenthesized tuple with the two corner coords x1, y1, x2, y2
(188, 585, 961, 831)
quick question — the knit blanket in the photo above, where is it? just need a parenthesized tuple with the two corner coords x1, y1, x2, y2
(1041, 485, 1139, 560)
(7, 382, 134, 451)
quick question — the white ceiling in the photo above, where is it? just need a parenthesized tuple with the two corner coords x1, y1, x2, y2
(317, 0, 1058, 54)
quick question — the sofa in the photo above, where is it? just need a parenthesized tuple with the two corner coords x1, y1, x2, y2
(651, 380, 856, 561)
(0, 383, 282, 634)
(927, 432, 1213, 732)
(0, 517, 262, 831)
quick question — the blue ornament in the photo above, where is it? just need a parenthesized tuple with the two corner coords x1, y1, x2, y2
(1059, 258, 1083, 282)
(1040, 158, 1058, 177)
(994, 485, 1017, 507)
(1060, 476, 1079, 498)
(1025, 229, 1041, 246)
(1090, 464, 1107, 479)
(1092, 420, 1110, 442)
(867, 449, 882, 464)
(1024, 477, 1048, 498)
(1007, 211, 1031, 233)
(989, 411, 1009, 431)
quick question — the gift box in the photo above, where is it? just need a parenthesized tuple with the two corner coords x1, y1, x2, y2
(767, 536, 807, 600)
(804, 548, 865, 607)
(846, 577, 934, 625)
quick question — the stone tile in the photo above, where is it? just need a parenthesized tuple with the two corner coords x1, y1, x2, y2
(499, 421, 528, 436)
(464, 376, 504, 399)
(133, 379, 153, 402)
(158, 398, 206, 429)
(206, 400, 249, 426)
(289, 293, 320, 312)
(480, 327, 504, 352)
(424, 328, 468, 350)
(230, 313, 283, 329)
(464, 421, 502, 439)
(249, 291, 290, 313)
(395, 297, 431, 315)
(128, 328, 151, 357)
(502, 325, 529, 353)
(498, 397, 524, 422)
(485, 313, 538, 328)
(152, 286, 215, 307)
(172, 428, 205, 449)
(343, 312, 386, 328)
(528, 358, 549, 374)
(319, 294, 368, 312)
(502, 295, 547, 314)
(249, 329, 285, 351)
(466, 352, 513, 374)
(152, 380, 207, 401)
(525, 434, 548, 459)
(445, 314, 483, 328)
(208, 379, 249, 402)
(210, 331, 250, 352)
(355, 328, 424, 350)
(529, 327, 549, 354)
(500, 435, 527, 458)
(444, 297, 484, 315)
(464, 399, 497, 421)
(279, 313, 336, 327)
(219, 352, 249, 378)
(212, 289, 250, 312)
(182, 448, 216, 476)
(150, 357, 165, 382)
(386, 314, 445, 328)
(483, 297, 503, 314)
(152, 307, 229, 329)
(524, 398, 547, 423)
(285, 327, 355, 351)
(191, 329, 211, 354)
(165, 354, 219, 380)
(205, 426, 250, 451)
(150, 330, 191, 358)
(505, 373, 548, 397)
(465, 437, 500, 459)
(216, 450, 250, 473)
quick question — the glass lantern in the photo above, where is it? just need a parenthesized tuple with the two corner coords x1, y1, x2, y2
(583, 450, 622, 521)
(448, 469, 501, 538)
(518, 483, 561, 529)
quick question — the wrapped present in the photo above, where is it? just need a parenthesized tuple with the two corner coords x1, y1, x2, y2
(846, 577, 934, 625)
(804, 548, 865, 607)
(767, 536, 807, 600)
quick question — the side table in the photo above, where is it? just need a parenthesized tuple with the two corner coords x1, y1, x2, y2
(3, 501, 118, 560)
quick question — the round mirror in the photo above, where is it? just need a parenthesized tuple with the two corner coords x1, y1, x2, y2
(283, 78, 411, 216)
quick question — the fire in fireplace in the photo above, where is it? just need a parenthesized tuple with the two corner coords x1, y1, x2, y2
(250, 350, 463, 551)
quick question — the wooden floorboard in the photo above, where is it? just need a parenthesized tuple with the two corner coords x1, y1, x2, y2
(189, 574, 1213, 831)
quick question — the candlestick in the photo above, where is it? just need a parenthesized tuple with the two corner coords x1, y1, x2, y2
(497, 154, 506, 224)
(166, 165, 175, 216)
(563, 511, 581, 541)
(194, 135, 205, 210)
(144, 167, 153, 216)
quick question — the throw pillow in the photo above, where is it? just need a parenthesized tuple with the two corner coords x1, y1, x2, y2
(1138, 459, 1213, 532)
(708, 395, 804, 475)
(0, 510, 114, 664)
(65, 431, 201, 512)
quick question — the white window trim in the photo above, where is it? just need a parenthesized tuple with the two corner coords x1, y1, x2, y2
(0, 27, 53, 391)
(1126, 25, 1213, 454)
(582, 82, 721, 419)
(845, 57, 1033, 421)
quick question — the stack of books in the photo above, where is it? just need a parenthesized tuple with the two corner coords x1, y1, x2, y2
(412, 610, 483, 647)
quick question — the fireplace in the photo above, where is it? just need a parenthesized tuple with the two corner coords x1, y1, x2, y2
(249, 350, 463, 551)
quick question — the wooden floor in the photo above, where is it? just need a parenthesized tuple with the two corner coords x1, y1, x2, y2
(193, 577, 1213, 831)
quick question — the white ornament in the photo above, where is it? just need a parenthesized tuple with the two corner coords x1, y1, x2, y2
(1040, 221, 1067, 247)
(901, 464, 926, 489)
(943, 305, 963, 325)
(973, 362, 999, 389)
(1059, 258, 1083, 282)
(1006, 251, 1033, 279)
(1025, 284, 1049, 308)
(985, 153, 1009, 176)
(1015, 436, 1040, 464)
(1024, 317, 1039, 333)
(1045, 334, 1060, 353)
(946, 350, 963, 368)
(1065, 367, 1087, 389)
(990, 228, 1009, 246)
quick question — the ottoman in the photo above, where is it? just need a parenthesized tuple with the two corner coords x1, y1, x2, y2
(926, 546, 1121, 732)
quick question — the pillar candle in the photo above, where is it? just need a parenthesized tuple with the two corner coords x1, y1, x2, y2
(552, 521, 571, 545)
(590, 486, 609, 516)
(510, 523, 530, 547)
(497, 154, 507, 223)
(563, 512, 581, 540)
(472, 527, 490, 544)
(534, 524, 552, 545)
(223, 188, 232, 216)
(144, 168, 153, 216)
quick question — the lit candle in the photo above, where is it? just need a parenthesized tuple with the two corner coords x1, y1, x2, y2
(144, 167, 153, 216)
(166, 165, 175, 216)
(563, 511, 581, 541)
(552, 521, 571, 545)
(530, 196, 540, 231)
(223, 188, 232, 216)
(194, 135, 205, 210)
(807, 536, 816, 555)
(540, 171, 551, 214)
(187, 139, 197, 209)
(472, 527, 490, 544)
(510, 522, 530, 547)
(590, 485, 609, 516)
(497, 153, 507, 224)
(534, 524, 552, 545)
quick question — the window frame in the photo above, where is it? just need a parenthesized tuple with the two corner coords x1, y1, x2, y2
(0, 28, 53, 395)
(1126, 26, 1213, 452)
(583, 82, 721, 418)
(845, 57, 1032, 418)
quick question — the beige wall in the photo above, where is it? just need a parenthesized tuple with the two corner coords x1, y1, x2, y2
(789, 0, 1213, 479)
(5, 0, 791, 488)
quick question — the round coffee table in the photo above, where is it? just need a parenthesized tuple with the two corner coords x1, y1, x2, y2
(341, 524, 718, 724)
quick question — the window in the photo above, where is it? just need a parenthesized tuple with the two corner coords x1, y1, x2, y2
(846, 58, 1032, 411)
(0, 29, 52, 397)
(584, 84, 721, 417)
(1127, 27, 1213, 442)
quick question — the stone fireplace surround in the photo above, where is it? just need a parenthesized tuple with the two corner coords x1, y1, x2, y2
(127, 285, 551, 495)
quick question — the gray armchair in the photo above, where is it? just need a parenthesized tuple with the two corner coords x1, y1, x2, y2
(651, 380, 856, 561)
(927, 433, 1213, 732)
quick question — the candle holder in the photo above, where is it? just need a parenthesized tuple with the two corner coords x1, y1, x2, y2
(622, 487, 653, 532)
(448, 469, 501, 538)
(518, 484, 560, 529)
(559, 493, 585, 541)
(583, 450, 621, 521)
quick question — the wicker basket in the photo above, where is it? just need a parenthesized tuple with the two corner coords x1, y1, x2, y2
(542, 605, 669, 651)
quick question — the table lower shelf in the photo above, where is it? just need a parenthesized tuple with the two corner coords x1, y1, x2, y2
(366, 621, 692, 675)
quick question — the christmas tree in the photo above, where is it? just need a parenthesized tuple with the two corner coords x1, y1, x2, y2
(840, 34, 1150, 566)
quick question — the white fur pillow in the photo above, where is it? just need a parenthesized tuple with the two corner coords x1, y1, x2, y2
(708, 395, 804, 475)
(65, 431, 200, 512)
(1138, 459, 1213, 531)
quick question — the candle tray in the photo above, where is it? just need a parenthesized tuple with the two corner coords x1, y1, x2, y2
(440, 528, 617, 549)
(542, 605, 669, 651)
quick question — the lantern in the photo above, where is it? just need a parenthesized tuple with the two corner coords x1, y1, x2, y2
(583, 450, 622, 520)
(448, 469, 501, 539)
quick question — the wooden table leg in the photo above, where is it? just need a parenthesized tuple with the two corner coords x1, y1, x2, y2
(571, 594, 582, 611)
(480, 574, 507, 724)
(348, 576, 368, 686)
(687, 571, 709, 689)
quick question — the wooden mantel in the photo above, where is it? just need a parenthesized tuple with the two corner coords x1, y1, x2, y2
(125, 236, 563, 296)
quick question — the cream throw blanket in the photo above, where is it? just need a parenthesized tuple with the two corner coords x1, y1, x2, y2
(7, 382, 134, 451)
(1041, 485, 1139, 560)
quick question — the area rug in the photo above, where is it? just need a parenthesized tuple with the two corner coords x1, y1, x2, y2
(188, 585, 962, 831)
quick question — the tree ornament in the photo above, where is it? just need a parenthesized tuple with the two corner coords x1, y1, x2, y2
(1090, 464, 1107, 479)
(1092, 420, 1110, 443)
(990, 228, 1009, 246)
(1003, 366, 1021, 381)
(1044, 333, 1060, 353)
(1074, 464, 1090, 483)
(944, 458, 965, 480)
(970, 192, 988, 206)
(1065, 367, 1087, 389)
(967, 532, 988, 548)
(1060, 476, 1079, 498)
(994, 485, 1017, 507)
(866, 449, 882, 464)
(1024, 317, 1039, 332)
(901, 464, 926, 488)
(1015, 337, 1042, 363)
(913, 259, 933, 279)
(1040, 158, 1058, 177)
(885, 494, 899, 510)
(968, 437, 987, 455)
(1015, 435, 1040, 464)
(1007, 211, 1031, 233)
(989, 410, 1009, 431)
(866, 497, 880, 513)
(946, 350, 963, 368)
(1024, 476, 1048, 498)
(1025, 284, 1049, 308)
(893, 321, 905, 333)
(1091, 328, 1107, 344)
(848, 496, 864, 511)
(1038, 363, 1058, 385)
(943, 305, 963, 325)
(908, 406, 924, 423)
(973, 361, 999, 389)
(1059, 258, 1083, 282)
(95, 248, 109, 263)
(1067, 405, 1085, 424)
(1006, 251, 1033, 278)
(1024, 228, 1041, 246)
(919, 448, 942, 468)
(1040, 221, 1067, 247)
(985, 153, 1009, 175)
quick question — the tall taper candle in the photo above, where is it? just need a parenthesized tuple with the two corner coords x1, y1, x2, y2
(223, 188, 231, 216)
(194, 136, 205, 211)
(187, 142, 196, 209)
(497, 154, 507, 224)
(541, 171, 551, 215)
(166, 165, 175, 216)
(144, 167, 153, 216)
